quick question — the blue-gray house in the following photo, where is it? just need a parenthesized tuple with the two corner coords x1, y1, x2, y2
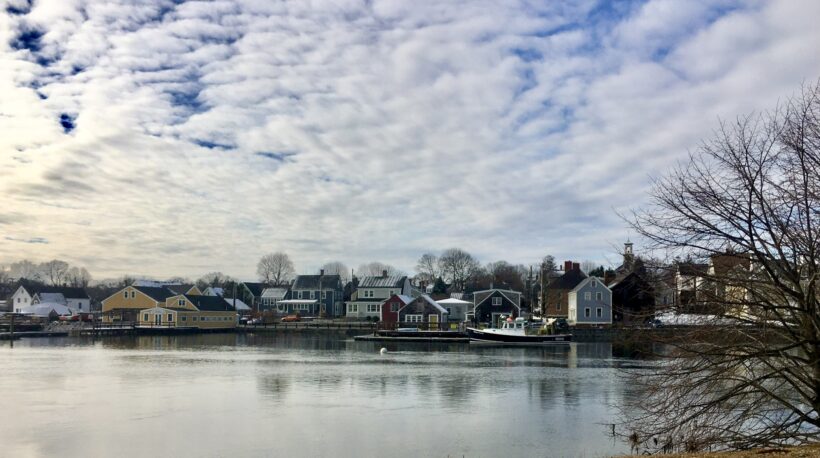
(567, 277, 612, 326)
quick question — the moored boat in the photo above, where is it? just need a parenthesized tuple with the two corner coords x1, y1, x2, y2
(466, 317, 571, 345)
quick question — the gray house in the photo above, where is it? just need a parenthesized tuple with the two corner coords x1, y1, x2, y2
(567, 277, 612, 326)
(289, 272, 344, 317)
(436, 297, 471, 322)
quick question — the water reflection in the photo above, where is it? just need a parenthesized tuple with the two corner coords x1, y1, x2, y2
(1, 335, 636, 457)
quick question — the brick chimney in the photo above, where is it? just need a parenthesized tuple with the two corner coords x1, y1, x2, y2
(320, 269, 325, 276)
(563, 260, 572, 272)
(572, 262, 580, 271)
(382, 270, 388, 277)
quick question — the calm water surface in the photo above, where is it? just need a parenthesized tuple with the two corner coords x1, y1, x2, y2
(0, 334, 644, 457)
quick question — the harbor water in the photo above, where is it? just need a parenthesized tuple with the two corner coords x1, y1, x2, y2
(0, 334, 645, 457)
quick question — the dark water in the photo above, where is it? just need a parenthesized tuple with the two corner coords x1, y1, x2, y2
(0, 334, 643, 457)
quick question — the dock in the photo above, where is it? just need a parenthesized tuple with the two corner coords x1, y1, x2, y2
(353, 330, 469, 343)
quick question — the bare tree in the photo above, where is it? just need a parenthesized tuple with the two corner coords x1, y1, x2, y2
(356, 262, 403, 277)
(580, 260, 598, 275)
(66, 266, 92, 288)
(9, 259, 41, 280)
(438, 248, 480, 292)
(486, 261, 526, 291)
(196, 272, 234, 290)
(41, 260, 70, 285)
(256, 252, 295, 285)
(415, 253, 439, 284)
(320, 261, 349, 283)
(619, 81, 820, 453)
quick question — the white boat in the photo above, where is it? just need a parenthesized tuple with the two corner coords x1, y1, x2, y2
(466, 317, 571, 345)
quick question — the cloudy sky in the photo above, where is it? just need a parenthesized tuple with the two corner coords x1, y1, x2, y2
(1, 0, 819, 280)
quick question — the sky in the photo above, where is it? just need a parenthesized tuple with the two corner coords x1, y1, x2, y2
(1, 0, 820, 281)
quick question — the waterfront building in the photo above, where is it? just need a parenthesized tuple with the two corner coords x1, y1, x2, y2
(138, 294, 236, 329)
(101, 285, 177, 323)
(239, 282, 266, 311)
(260, 287, 289, 312)
(567, 277, 613, 326)
(435, 297, 471, 322)
(397, 294, 449, 330)
(379, 294, 413, 324)
(346, 272, 410, 320)
(289, 271, 344, 317)
(10, 282, 91, 313)
(472, 288, 522, 327)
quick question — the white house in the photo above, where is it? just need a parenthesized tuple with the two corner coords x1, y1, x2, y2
(11, 284, 90, 313)
(436, 298, 471, 322)
(346, 272, 411, 319)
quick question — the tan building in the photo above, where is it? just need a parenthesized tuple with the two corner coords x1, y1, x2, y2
(138, 294, 236, 329)
(101, 286, 178, 323)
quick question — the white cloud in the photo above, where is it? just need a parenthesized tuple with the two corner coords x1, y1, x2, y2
(1, 0, 819, 280)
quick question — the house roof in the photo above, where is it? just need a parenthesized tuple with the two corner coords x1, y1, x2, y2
(358, 275, 407, 288)
(474, 289, 522, 310)
(134, 286, 177, 302)
(382, 294, 413, 305)
(21, 283, 89, 300)
(242, 282, 266, 296)
(166, 284, 196, 295)
(678, 262, 708, 276)
(204, 287, 224, 297)
(17, 304, 73, 317)
(223, 297, 250, 311)
(546, 269, 587, 291)
(710, 253, 751, 277)
(184, 294, 235, 312)
(571, 277, 610, 293)
(261, 287, 288, 299)
(38, 292, 67, 304)
(420, 295, 448, 314)
(292, 275, 342, 290)
(436, 298, 472, 305)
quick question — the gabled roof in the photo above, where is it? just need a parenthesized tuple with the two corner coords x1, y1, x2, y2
(166, 284, 196, 295)
(292, 275, 342, 290)
(570, 277, 611, 293)
(37, 292, 67, 304)
(20, 283, 89, 300)
(546, 269, 587, 291)
(242, 282, 265, 296)
(420, 295, 448, 314)
(184, 294, 235, 312)
(203, 287, 224, 297)
(223, 297, 250, 311)
(134, 286, 177, 302)
(358, 275, 407, 288)
(474, 289, 522, 310)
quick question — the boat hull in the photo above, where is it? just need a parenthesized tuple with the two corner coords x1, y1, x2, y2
(465, 327, 572, 345)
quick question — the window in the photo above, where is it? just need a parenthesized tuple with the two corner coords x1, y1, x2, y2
(178, 299, 185, 306)
(17, 297, 20, 303)
(446, 307, 452, 315)
(322, 291, 327, 299)
(348, 304, 358, 313)
(143, 314, 148, 321)
(310, 291, 315, 299)
(390, 302, 399, 312)
(584, 307, 591, 318)
(131, 291, 136, 298)
(584, 292, 591, 300)
(595, 292, 603, 301)
(294, 291, 301, 299)
(556, 302, 561, 311)
(167, 314, 173, 321)
(492, 297, 501, 306)
(123, 291, 128, 299)
(367, 304, 380, 313)
(192, 316, 198, 322)
(181, 316, 187, 322)
(596, 307, 602, 318)
(406, 314, 423, 323)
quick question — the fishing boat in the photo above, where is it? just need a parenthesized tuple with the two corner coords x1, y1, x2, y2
(466, 317, 571, 345)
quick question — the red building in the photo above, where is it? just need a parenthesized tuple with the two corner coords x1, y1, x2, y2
(380, 294, 413, 323)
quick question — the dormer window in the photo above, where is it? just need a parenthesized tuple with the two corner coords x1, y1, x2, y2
(123, 291, 128, 299)
(178, 299, 185, 306)
(131, 291, 136, 298)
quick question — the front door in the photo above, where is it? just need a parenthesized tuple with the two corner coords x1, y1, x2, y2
(154, 314, 161, 325)
(491, 313, 503, 328)
(428, 314, 439, 330)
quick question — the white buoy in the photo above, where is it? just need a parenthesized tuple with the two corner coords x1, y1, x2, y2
(380, 347, 388, 355)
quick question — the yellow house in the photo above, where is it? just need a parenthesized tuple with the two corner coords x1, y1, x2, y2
(138, 294, 236, 329)
(101, 286, 177, 323)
